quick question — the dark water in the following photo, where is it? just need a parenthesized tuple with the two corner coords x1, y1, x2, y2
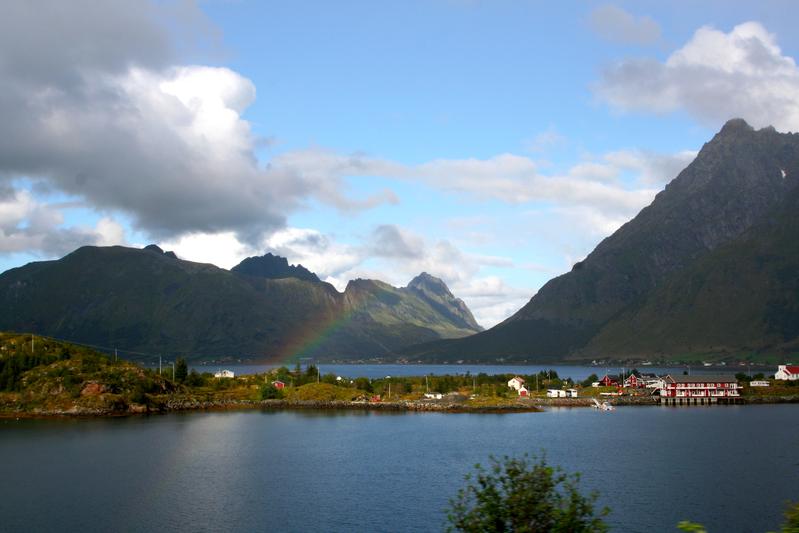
(1, 405, 798, 533)
(194, 363, 750, 381)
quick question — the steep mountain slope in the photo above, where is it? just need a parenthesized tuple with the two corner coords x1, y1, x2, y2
(585, 184, 799, 359)
(403, 119, 799, 361)
(405, 273, 483, 332)
(0, 246, 481, 362)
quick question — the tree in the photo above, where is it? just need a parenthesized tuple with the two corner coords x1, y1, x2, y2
(260, 383, 284, 400)
(581, 374, 599, 388)
(447, 454, 608, 532)
(174, 357, 188, 383)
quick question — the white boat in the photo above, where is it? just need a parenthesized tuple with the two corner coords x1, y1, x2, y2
(592, 398, 615, 411)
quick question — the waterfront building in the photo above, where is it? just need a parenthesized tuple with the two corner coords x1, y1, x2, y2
(518, 386, 529, 397)
(599, 374, 620, 387)
(749, 380, 770, 387)
(658, 375, 740, 404)
(566, 388, 578, 398)
(507, 376, 526, 391)
(546, 389, 566, 398)
(774, 365, 799, 381)
(423, 392, 443, 400)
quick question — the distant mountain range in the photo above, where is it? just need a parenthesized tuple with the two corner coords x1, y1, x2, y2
(0, 245, 481, 362)
(403, 119, 799, 362)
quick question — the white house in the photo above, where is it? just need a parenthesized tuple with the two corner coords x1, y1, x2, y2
(749, 380, 770, 387)
(214, 369, 235, 378)
(774, 365, 799, 381)
(566, 388, 578, 398)
(518, 386, 529, 397)
(423, 392, 443, 400)
(546, 389, 566, 398)
(508, 376, 526, 391)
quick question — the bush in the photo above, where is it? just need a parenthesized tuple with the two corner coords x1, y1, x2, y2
(447, 454, 608, 532)
(260, 383, 284, 400)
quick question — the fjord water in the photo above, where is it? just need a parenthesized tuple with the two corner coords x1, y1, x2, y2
(199, 363, 742, 380)
(2, 406, 798, 532)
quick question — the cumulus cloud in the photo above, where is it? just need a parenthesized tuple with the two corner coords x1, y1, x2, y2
(589, 5, 661, 46)
(0, 1, 397, 253)
(596, 21, 799, 131)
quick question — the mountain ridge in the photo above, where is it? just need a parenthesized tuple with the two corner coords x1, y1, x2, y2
(0, 245, 481, 362)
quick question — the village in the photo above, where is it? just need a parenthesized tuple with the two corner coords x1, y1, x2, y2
(502, 364, 799, 406)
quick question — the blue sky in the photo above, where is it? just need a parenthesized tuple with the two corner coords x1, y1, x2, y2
(2, 1, 799, 326)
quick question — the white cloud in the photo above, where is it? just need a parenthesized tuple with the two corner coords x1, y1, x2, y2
(452, 276, 533, 328)
(0, 188, 126, 255)
(589, 5, 661, 46)
(0, 2, 398, 250)
(596, 21, 799, 131)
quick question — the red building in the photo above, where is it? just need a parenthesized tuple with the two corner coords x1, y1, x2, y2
(599, 374, 620, 387)
(658, 375, 740, 404)
(272, 380, 285, 390)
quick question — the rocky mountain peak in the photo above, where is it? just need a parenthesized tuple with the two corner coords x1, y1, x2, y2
(231, 252, 320, 283)
(408, 272, 452, 296)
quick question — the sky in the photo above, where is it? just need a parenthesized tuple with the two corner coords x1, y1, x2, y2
(2, 0, 799, 328)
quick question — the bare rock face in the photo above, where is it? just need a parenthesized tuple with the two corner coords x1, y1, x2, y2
(80, 382, 107, 396)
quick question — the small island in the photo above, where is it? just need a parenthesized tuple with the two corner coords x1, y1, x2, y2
(1, 332, 797, 418)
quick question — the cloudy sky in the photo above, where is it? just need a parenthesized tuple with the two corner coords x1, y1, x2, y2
(2, 0, 799, 328)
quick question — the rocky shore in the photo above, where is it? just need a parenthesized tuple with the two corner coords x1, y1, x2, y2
(4, 394, 799, 419)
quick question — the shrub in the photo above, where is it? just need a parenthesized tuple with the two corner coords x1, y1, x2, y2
(447, 454, 608, 532)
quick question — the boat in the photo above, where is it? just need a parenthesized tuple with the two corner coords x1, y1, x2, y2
(592, 398, 615, 411)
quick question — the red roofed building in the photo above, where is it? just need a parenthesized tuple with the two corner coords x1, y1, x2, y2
(658, 375, 740, 404)
(599, 374, 620, 387)
(775, 365, 799, 381)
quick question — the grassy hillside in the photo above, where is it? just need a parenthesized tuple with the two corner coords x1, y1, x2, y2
(0, 332, 178, 414)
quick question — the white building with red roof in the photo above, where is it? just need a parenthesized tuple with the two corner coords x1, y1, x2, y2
(507, 376, 526, 391)
(774, 365, 799, 381)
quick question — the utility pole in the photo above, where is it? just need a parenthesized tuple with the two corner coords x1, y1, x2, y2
(173, 362, 176, 380)
(159, 355, 162, 375)
(425, 375, 429, 393)
(115, 348, 118, 362)
(31, 335, 34, 353)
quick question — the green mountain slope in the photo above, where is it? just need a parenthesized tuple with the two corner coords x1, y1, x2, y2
(584, 186, 799, 361)
(0, 246, 481, 362)
(403, 119, 799, 361)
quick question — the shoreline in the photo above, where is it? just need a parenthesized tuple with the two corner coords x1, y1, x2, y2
(3, 394, 799, 419)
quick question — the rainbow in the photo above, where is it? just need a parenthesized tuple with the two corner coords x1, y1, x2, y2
(273, 305, 359, 365)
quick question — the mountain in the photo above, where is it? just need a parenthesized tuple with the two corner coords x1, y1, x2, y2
(0, 246, 481, 362)
(403, 119, 799, 362)
(406, 272, 483, 332)
(231, 253, 320, 283)
(584, 183, 799, 360)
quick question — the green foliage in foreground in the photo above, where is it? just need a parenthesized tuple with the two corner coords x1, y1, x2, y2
(446, 454, 608, 533)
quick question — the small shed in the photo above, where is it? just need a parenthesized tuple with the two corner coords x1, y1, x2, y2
(518, 386, 529, 397)
(566, 388, 578, 398)
(272, 380, 285, 389)
(749, 380, 770, 387)
(546, 389, 566, 398)
(424, 392, 443, 400)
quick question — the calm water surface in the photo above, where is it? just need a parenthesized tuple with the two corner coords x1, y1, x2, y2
(193, 363, 752, 381)
(1, 405, 797, 532)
